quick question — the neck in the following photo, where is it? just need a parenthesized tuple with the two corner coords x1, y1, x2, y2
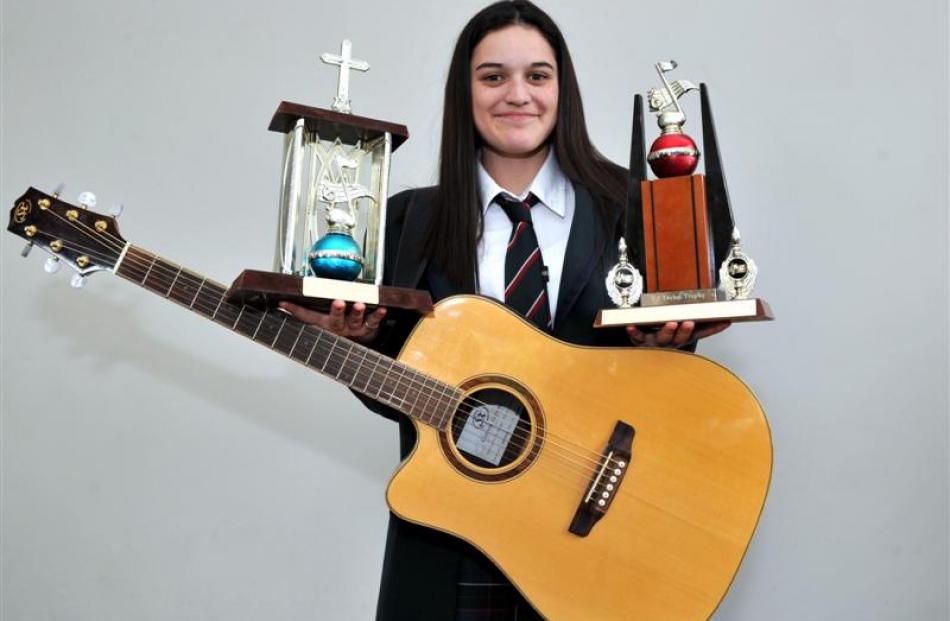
(113, 244, 462, 430)
(480, 145, 550, 196)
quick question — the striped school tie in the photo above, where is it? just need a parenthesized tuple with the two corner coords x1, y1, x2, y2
(494, 192, 552, 330)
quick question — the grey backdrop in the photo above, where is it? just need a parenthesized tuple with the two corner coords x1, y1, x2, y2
(2, 0, 947, 619)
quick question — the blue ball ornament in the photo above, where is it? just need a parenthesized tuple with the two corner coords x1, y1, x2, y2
(308, 233, 364, 281)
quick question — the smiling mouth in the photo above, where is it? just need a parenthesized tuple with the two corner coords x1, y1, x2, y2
(496, 114, 538, 123)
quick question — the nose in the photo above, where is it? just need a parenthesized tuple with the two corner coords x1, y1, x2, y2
(505, 77, 530, 105)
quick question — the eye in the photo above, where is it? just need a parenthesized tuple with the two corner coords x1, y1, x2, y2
(528, 71, 551, 83)
(480, 73, 505, 84)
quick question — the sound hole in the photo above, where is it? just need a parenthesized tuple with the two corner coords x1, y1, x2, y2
(451, 388, 532, 469)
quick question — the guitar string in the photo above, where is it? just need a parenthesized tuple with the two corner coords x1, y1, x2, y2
(35, 256, 636, 508)
(39, 212, 634, 482)
(33, 213, 625, 483)
(53, 216, 622, 474)
(37, 212, 630, 483)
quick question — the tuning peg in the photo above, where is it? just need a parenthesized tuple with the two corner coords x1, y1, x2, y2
(70, 273, 86, 289)
(77, 191, 97, 209)
(21, 242, 34, 257)
(44, 257, 62, 274)
(52, 182, 65, 198)
(109, 204, 124, 218)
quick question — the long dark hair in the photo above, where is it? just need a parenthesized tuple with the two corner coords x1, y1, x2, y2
(426, 0, 627, 288)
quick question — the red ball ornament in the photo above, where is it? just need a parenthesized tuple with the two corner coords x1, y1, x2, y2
(648, 131, 700, 178)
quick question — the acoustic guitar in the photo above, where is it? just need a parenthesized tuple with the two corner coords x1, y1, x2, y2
(8, 187, 772, 621)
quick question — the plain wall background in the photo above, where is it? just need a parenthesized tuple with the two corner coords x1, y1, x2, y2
(2, 0, 947, 619)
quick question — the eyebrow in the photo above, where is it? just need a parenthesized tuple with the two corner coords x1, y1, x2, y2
(473, 61, 555, 71)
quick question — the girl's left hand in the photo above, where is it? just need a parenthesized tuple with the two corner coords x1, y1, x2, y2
(626, 320, 731, 348)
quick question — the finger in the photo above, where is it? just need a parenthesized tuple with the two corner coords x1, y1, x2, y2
(654, 322, 678, 346)
(327, 300, 347, 332)
(626, 325, 647, 345)
(363, 307, 387, 332)
(278, 301, 331, 328)
(347, 302, 366, 330)
(671, 321, 695, 347)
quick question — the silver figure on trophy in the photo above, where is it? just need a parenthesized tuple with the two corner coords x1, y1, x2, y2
(272, 39, 402, 288)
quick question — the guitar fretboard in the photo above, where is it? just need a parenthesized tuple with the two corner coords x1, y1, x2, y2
(115, 245, 460, 428)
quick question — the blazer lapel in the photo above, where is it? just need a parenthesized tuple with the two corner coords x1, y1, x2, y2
(391, 188, 473, 301)
(554, 185, 617, 326)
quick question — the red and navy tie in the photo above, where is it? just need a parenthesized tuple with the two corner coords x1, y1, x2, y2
(495, 192, 553, 331)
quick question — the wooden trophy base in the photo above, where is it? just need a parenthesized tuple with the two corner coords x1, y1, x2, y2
(225, 270, 433, 314)
(594, 294, 773, 328)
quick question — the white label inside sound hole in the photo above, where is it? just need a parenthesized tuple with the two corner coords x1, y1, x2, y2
(457, 404, 519, 466)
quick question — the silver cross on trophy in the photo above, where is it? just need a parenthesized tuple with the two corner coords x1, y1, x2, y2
(321, 39, 370, 114)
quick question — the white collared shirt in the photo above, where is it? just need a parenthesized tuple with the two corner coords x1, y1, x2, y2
(476, 150, 576, 320)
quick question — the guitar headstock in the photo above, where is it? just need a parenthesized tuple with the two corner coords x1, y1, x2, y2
(8, 187, 126, 277)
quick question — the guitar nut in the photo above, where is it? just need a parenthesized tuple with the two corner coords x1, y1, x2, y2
(66, 209, 79, 221)
(24, 225, 38, 237)
(50, 240, 63, 252)
(76, 256, 90, 268)
(95, 220, 108, 232)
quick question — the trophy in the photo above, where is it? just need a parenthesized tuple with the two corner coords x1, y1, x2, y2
(227, 40, 432, 314)
(595, 61, 772, 328)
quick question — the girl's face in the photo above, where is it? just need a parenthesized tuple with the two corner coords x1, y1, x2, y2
(470, 25, 559, 160)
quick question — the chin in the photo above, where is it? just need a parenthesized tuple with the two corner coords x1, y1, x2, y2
(487, 137, 549, 159)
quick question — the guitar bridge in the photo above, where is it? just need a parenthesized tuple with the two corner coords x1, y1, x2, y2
(568, 420, 635, 537)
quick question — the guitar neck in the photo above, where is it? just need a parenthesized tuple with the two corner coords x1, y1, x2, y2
(114, 244, 458, 428)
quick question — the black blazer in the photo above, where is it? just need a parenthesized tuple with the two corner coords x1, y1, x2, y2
(363, 185, 642, 620)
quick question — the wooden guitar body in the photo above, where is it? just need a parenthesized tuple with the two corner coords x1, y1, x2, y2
(389, 296, 772, 621)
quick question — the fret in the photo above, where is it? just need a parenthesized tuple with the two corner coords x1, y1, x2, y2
(192, 290, 221, 319)
(164, 266, 183, 297)
(140, 254, 158, 284)
(250, 310, 268, 340)
(371, 358, 390, 399)
(374, 363, 402, 410)
(231, 306, 247, 331)
(211, 292, 226, 321)
(167, 269, 200, 306)
(334, 343, 356, 383)
(435, 387, 460, 430)
(416, 375, 438, 425)
(386, 363, 411, 410)
(310, 331, 330, 368)
(287, 324, 308, 359)
(270, 315, 288, 349)
(349, 348, 369, 389)
(403, 370, 425, 421)
(236, 307, 264, 337)
(189, 278, 206, 309)
(319, 339, 341, 374)
(361, 353, 383, 395)
(117, 247, 148, 282)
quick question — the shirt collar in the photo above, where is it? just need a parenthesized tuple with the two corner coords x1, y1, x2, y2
(477, 149, 569, 218)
